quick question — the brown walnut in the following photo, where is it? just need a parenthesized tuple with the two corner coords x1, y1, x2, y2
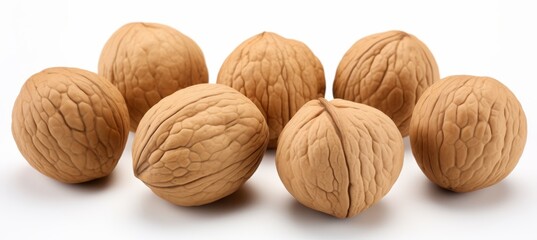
(410, 75, 527, 192)
(334, 30, 439, 136)
(12, 67, 129, 183)
(217, 32, 325, 148)
(133, 84, 269, 206)
(276, 98, 403, 218)
(99, 22, 208, 130)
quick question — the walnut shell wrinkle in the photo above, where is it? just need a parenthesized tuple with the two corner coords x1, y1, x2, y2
(132, 84, 269, 206)
(217, 32, 326, 148)
(334, 30, 440, 136)
(11, 67, 130, 183)
(99, 22, 209, 131)
(276, 98, 404, 218)
(409, 75, 527, 192)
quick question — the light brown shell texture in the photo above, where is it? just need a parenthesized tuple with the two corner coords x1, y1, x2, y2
(276, 98, 404, 218)
(99, 22, 208, 131)
(217, 32, 326, 148)
(132, 84, 269, 206)
(11, 67, 130, 183)
(410, 75, 527, 192)
(334, 30, 439, 136)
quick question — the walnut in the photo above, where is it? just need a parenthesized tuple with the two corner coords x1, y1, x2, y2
(409, 75, 527, 192)
(11, 67, 130, 183)
(99, 22, 208, 131)
(217, 32, 325, 148)
(132, 84, 269, 206)
(334, 30, 439, 136)
(276, 98, 404, 218)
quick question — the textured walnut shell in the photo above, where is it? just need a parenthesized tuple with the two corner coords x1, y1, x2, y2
(334, 30, 439, 136)
(276, 98, 404, 218)
(12, 67, 130, 183)
(133, 84, 269, 206)
(410, 76, 527, 192)
(217, 32, 326, 148)
(99, 22, 208, 131)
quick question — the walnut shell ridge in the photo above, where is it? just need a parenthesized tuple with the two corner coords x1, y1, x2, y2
(217, 32, 326, 148)
(276, 98, 404, 218)
(99, 22, 208, 131)
(410, 75, 527, 192)
(12, 67, 130, 183)
(334, 30, 439, 136)
(133, 84, 269, 206)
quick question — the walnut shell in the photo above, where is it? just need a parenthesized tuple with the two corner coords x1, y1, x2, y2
(334, 30, 439, 136)
(217, 32, 325, 148)
(132, 84, 269, 206)
(11, 67, 130, 183)
(276, 98, 404, 218)
(99, 22, 208, 131)
(409, 76, 527, 192)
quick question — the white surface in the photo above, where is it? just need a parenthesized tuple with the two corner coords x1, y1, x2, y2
(1, 0, 536, 239)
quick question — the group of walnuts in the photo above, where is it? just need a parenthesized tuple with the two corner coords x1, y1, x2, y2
(12, 22, 527, 218)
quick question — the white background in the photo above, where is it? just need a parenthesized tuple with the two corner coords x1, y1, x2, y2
(1, 0, 536, 239)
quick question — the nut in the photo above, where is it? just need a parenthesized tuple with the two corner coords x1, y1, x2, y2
(409, 75, 527, 192)
(11, 67, 130, 183)
(132, 84, 269, 206)
(99, 22, 208, 131)
(334, 30, 439, 136)
(276, 98, 404, 218)
(217, 32, 325, 148)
